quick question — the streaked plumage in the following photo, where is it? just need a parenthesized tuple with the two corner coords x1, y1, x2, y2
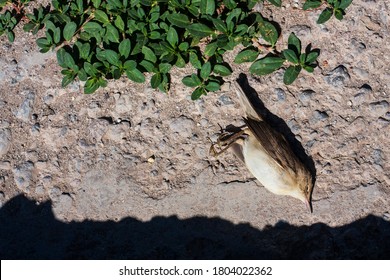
(210, 81, 314, 211)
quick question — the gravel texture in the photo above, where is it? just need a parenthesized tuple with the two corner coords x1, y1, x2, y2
(0, 0, 389, 259)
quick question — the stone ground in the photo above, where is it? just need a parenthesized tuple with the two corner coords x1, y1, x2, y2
(0, 0, 389, 259)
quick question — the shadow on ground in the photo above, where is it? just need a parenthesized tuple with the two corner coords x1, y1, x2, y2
(1, 195, 389, 259)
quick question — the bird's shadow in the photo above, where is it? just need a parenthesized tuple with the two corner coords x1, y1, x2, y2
(1, 194, 390, 259)
(233, 74, 317, 188)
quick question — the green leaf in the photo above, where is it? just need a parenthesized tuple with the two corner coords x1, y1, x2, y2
(124, 60, 137, 70)
(303, 65, 315, 73)
(126, 68, 145, 83)
(106, 24, 120, 43)
(283, 49, 299, 64)
(119, 39, 131, 58)
(299, 53, 307, 64)
(259, 21, 279, 46)
(187, 23, 215, 38)
(288, 32, 301, 54)
(79, 43, 91, 59)
(340, 0, 353, 10)
(140, 60, 156, 72)
(96, 49, 107, 61)
(64, 52, 76, 69)
(151, 73, 162, 88)
(63, 22, 77, 41)
(175, 53, 186, 68)
(142, 46, 157, 63)
(57, 48, 67, 68)
(61, 74, 75, 87)
(211, 18, 227, 33)
(334, 9, 344, 20)
(167, 27, 178, 47)
(189, 52, 202, 69)
(98, 77, 108, 88)
(84, 22, 102, 33)
(149, 31, 161, 40)
(191, 87, 206, 100)
(53, 27, 61, 44)
(226, 8, 242, 32)
(305, 51, 319, 63)
(84, 78, 100, 94)
(200, 0, 215, 15)
(234, 48, 260, 63)
(224, 0, 237, 9)
(36, 37, 51, 49)
(105, 50, 120, 66)
(178, 42, 189, 51)
(200, 62, 212, 80)
(247, 0, 257, 9)
(159, 63, 172, 74)
(112, 67, 121, 79)
(182, 74, 202, 87)
(213, 64, 232, 76)
(267, 0, 282, 7)
(204, 41, 218, 57)
(317, 8, 333, 24)
(92, 0, 102, 8)
(167, 14, 190, 28)
(84, 62, 98, 76)
(205, 81, 220, 92)
(78, 69, 88, 81)
(303, 0, 322, 10)
(23, 23, 36, 33)
(115, 16, 125, 31)
(94, 10, 110, 24)
(283, 65, 302, 85)
(249, 57, 285, 75)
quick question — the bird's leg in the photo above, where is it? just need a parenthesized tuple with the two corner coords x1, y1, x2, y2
(208, 130, 247, 157)
(217, 129, 247, 147)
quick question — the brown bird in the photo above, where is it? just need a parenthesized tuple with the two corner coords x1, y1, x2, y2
(210, 81, 314, 211)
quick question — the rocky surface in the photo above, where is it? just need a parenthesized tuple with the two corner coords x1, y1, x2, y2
(0, 0, 389, 259)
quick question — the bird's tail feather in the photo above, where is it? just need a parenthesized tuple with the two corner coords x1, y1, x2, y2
(234, 81, 262, 121)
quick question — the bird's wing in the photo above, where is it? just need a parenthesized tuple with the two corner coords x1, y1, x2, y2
(244, 117, 300, 173)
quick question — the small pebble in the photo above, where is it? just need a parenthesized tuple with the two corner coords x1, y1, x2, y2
(324, 65, 350, 87)
(353, 84, 372, 105)
(299, 89, 315, 105)
(0, 161, 11, 170)
(287, 119, 300, 133)
(274, 88, 286, 101)
(218, 94, 234, 105)
(148, 156, 155, 164)
(14, 91, 35, 121)
(369, 101, 389, 116)
(0, 128, 11, 156)
(372, 149, 383, 167)
(313, 110, 329, 121)
(350, 38, 366, 53)
(13, 161, 35, 193)
(290, 24, 311, 37)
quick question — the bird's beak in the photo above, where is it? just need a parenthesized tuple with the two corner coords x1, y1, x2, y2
(304, 198, 312, 213)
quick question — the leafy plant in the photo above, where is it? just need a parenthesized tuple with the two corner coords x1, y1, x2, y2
(0, 0, 353, 98)
(303, 0, 353, 24)
(0, 0, 32, 42)
(247, 33, 319, 85)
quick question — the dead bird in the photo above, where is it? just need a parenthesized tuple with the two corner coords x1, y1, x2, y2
(209, 81, 314, 212)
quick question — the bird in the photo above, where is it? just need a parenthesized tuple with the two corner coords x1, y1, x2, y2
(209, 81, 314, 212)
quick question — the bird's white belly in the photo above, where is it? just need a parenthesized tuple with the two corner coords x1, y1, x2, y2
(242, 140, 289, 195)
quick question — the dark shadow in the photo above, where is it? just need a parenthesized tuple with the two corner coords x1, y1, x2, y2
(1, 195, 389, 259)
(236, 74, 317, 187)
